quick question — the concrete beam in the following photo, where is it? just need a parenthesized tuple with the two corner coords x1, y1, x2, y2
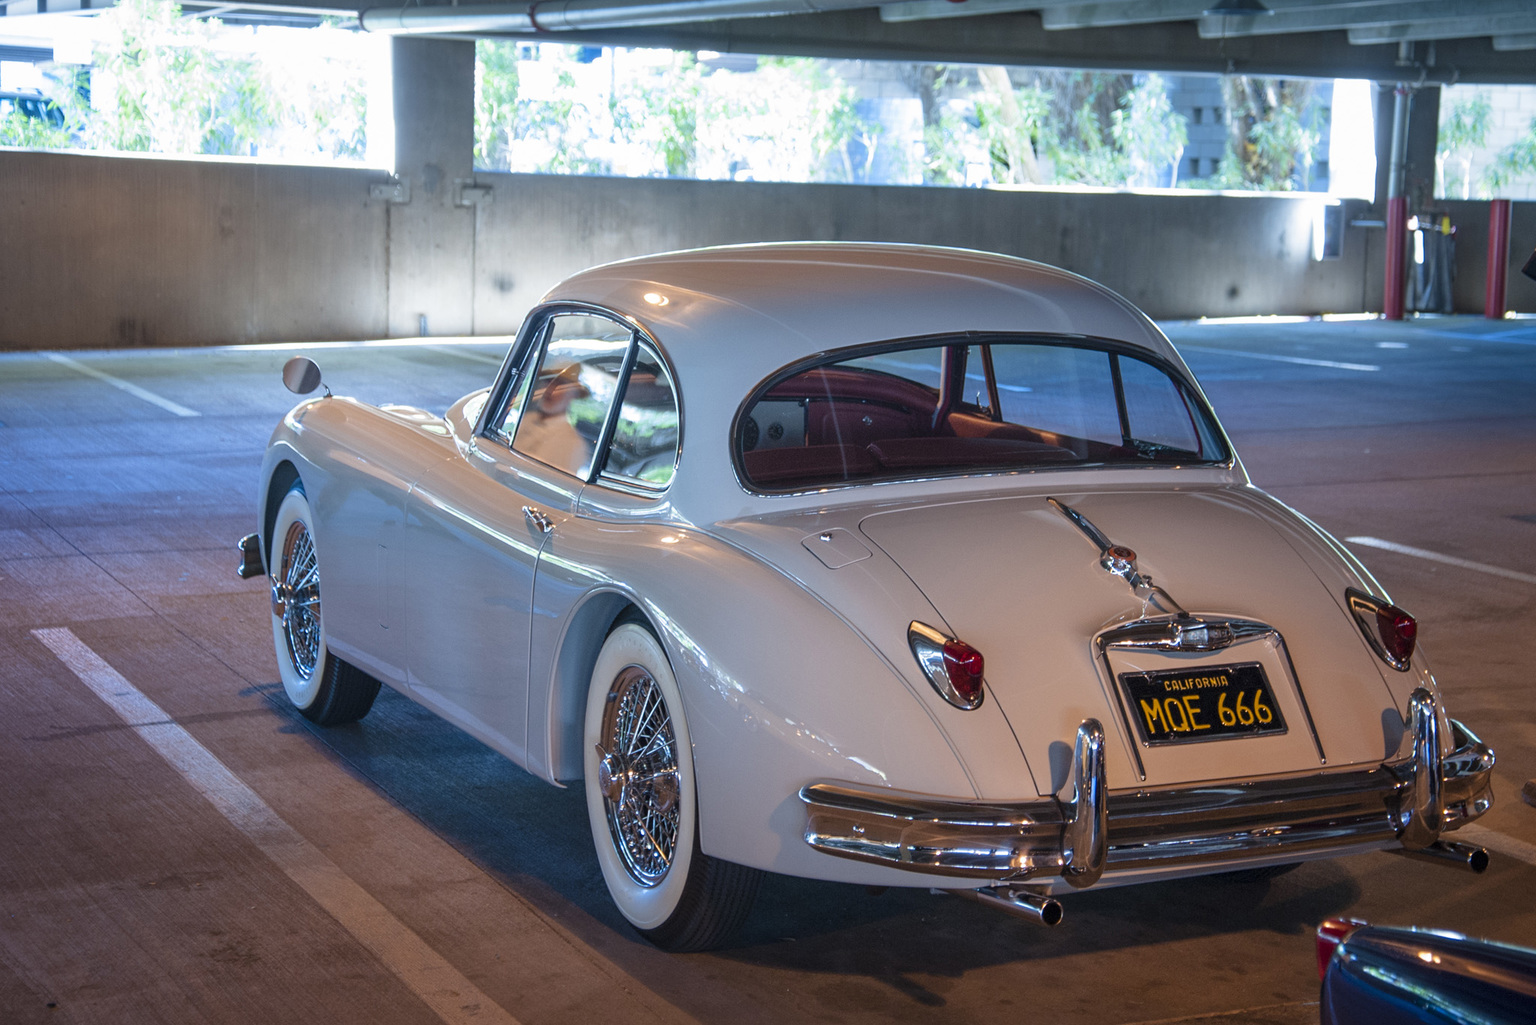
(1196, 0, 1536, 38)
(1350, 12, 1536, 45)
(1492, 31, 1536, 51)
(469, 8, 1536, 84)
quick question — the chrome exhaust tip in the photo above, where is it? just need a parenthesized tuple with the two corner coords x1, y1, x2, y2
(951, 885, 1064, 926)
(1391, 839, 1490, 874)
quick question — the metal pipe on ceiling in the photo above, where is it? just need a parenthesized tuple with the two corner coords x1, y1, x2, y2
(358, 0, 878, 35)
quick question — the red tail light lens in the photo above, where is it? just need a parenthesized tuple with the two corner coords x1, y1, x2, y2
(1316, 917, 1367, 978)
(942, 640, 985, 705)
(1346, 588, 1416, 671)
(908, 622, 986, 709)
(1376, 605, 1417, 666)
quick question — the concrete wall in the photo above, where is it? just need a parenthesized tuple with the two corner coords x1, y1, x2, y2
(2, 148, 1532, 350)
(0, 151, 390, 349)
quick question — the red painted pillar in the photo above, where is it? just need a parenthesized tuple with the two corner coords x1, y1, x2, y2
(1384, 195, 1408, 321)
(1486, 198, 1512, 319)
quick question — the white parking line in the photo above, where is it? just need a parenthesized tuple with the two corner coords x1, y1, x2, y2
(1345, 536, 1536, 586)
(1179, 345, 1380, 372)
(44, 352, 201, 417)
(31, 627, 522, 1025)
(428, 344, 505, 366)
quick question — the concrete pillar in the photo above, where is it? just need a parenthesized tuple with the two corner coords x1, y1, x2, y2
(388, 37, 476, 337)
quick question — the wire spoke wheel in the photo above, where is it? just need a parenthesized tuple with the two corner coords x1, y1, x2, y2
(277, 518, 322, 680)
(597, 665, 681, 887)
(268, 484, 380, 726)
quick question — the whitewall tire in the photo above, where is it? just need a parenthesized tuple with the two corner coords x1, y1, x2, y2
(584, 620, 760, 951)
(269, 485, 379, 727)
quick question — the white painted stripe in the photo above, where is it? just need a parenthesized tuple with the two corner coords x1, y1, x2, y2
(428, 344, 505, 366)
(44, 352, 201, 417)
(31, 627, 522, 1025)
(1345, 536, 1536, 586)
(1459, 824, 1536, 869)
(1179, 345, 1380, 372)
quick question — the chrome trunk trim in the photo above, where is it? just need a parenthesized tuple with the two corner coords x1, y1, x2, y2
(799, 705, 1494, 886)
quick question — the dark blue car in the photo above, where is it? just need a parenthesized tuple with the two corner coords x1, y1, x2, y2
(1319, 918, 1536, 1024)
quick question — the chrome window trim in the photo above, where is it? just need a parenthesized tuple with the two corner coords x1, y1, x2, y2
(594, 337, 682, 496)
(730, 331, 1235, 497)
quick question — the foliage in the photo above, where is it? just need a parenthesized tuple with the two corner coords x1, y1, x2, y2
(475, 40, 520, 170)
(3, 0, 371, 162)
(1190, 77, 1320, 191)
(1436, 93, 1491, 199)
(0, 101, 72, 149)
(972, 70, 1187, 189)
(1110, 74, 1188, 187)
(1485, 116, 1536, 196)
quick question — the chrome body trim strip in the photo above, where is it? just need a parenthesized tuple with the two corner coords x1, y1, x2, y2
(799, 710, 1494, 885)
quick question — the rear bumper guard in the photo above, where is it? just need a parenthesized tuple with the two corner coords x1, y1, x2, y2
(799, 690, 1494, 886)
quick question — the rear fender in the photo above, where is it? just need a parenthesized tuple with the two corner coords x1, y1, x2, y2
(536, 526, 980, 883)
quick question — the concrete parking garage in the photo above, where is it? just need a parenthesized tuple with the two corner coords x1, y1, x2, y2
(3, 315, 1536, 1024)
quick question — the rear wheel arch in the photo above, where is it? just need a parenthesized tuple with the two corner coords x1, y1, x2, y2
(550, 590, 638, 782)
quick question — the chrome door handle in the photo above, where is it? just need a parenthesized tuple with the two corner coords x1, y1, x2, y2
(523, 505, 554, 535)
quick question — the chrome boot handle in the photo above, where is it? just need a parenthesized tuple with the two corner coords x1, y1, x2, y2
(523, 506, 554, 535)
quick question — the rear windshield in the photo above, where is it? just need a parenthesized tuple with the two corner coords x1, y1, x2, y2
(736, 338, 1228, 491)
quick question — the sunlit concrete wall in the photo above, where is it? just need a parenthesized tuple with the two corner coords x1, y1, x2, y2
(2, 148, 1531, 350)
(470, 174, 1389, 335)
(0, 151, 391, 349)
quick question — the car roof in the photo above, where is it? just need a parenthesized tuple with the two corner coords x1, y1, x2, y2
(543, 242, 1179, 376)
(541, 242, 1199, 516)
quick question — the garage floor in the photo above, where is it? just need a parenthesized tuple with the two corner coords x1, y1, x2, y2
(3, 316, 1534, 1025)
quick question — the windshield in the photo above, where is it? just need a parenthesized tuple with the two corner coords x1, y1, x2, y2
(736, 337, 1228, 491)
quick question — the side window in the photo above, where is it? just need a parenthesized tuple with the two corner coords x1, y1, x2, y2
(600, 340, 680, 489)
(509, 314, 631, 479)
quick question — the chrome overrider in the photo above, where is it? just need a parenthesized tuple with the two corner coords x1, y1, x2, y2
(799, 695, 1494, 922)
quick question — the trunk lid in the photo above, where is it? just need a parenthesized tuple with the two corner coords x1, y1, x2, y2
(858, 486, 1400, 794)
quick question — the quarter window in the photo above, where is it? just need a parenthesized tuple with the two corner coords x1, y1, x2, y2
(600, 340, 680, 489)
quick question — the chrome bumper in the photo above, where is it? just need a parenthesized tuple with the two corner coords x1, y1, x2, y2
(799, 689, 1494, 887)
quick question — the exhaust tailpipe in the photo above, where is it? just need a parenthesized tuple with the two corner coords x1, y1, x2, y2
(1391, 840, 1490, 874)
(950, 885, 1064, 926)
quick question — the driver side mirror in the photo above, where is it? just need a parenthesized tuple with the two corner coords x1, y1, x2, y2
(282, 356, 326, 396)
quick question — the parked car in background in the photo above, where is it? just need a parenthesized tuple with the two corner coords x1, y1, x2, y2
(1318, 917, 1536, 1023)
(0, 89, 65, 129)
(242, 242, 1496, 950)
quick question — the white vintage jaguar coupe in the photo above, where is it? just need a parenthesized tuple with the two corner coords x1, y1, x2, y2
(241, 243, 1495, 951)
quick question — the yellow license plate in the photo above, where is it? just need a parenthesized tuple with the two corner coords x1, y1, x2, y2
(1119, 662, 1287, 745)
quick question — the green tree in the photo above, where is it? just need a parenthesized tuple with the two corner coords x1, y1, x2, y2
(1437, 93, 1491, 199)
(1197, 77, 1320, 191)
(83, 0, 278, 155)
(1486, 116, 1536, 196)
(475, 40, 519, 170)
(1111, 75, 1188, 187)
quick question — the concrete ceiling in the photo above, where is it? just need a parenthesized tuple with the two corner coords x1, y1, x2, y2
(179, 0, 1536, 84)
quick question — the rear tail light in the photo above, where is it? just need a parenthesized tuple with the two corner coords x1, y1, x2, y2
(908, 622, 986, 709)
(1346, 588, 1416, 671)
(1316, 917, 1367, 978)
